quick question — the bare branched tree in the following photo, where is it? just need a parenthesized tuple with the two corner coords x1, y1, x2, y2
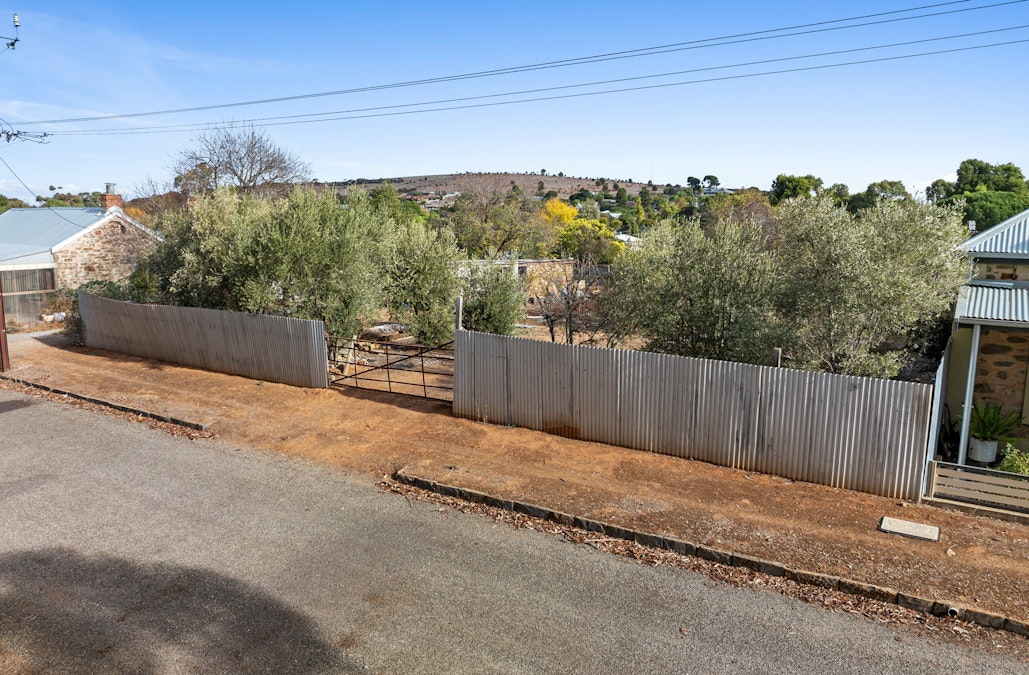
(529, 256, 608, 345)
(172, 126, 310, 197)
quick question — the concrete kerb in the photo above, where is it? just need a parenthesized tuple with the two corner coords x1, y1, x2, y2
(0, 375, 212, 432)
(393, 470, 1029, 638)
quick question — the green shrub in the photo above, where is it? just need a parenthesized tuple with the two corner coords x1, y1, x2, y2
(997, 443, 1029, 476)
(59, 278, 144, 344)
(462, 263, 527, 336)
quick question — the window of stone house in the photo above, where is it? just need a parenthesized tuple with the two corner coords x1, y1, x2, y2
(120, 224, 126, 234)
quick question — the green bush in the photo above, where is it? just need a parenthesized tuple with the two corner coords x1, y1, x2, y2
(462, 263, 527, 336)
(58, 276, 154, 343)
(997, 443, 1029, 476)
(386, 223, 461, 345)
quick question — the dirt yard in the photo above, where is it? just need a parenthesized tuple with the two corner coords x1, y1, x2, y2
(4, 332, 1029, 651)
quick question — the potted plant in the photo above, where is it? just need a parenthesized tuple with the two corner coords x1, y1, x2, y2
(968, 402, 1020, 464)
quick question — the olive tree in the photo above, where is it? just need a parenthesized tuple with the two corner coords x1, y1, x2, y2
(461, 261, 527, 336)
(386, 223, 462, 345)
(775, 196, 967, 376)
(604, 217, 781, 363)
(146, 188, 390, 336)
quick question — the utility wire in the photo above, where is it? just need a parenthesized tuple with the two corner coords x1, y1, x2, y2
(48, 36, 1029, 137)
(17, 0, 1023, 126)
(0, 247, 63, 263)
(0, 154, 95, 230)
(44, 25, 1029, 137)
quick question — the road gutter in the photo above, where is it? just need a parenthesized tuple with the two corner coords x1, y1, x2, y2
(0, 374, 212, 431)
(393, 469, 1028, 638)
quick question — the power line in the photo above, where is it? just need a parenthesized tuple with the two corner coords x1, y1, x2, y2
(0, 155, 93, 230)
(17, 0, 1023, 126)
(47, 36, 1029, 137)
(44, 26, 1028, 137)
(0, 247, 63, 263)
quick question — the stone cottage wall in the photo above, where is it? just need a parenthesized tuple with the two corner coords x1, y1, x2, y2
(52, 216, 158, 289)
(973, 328, 1029, 438)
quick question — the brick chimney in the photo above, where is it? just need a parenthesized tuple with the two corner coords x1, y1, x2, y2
(101, 182, 122, 209)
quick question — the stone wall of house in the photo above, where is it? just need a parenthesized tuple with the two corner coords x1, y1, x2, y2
(973, 328, 1029, 438)
(53, 215, 158, 289)
(977, 262, 1029, 280)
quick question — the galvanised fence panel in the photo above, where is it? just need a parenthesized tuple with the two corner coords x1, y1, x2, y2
(453, 330, 933, 500)
(573, 343, 608, 442)
(78, 292, 328, 388)
(508, 336, 543, 431)
(454, 330, 509, 425)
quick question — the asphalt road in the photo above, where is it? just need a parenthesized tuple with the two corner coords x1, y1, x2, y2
(0, 389, 1022, 674)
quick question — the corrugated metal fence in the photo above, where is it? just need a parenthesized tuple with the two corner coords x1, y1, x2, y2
(1, 269, 56, 323)
(454, 331, 933, 500)
(78, 292, 328, 388)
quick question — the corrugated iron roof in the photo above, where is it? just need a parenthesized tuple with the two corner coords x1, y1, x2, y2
(958, 207, 1029, 257)
(0, 243, 55, 266)
(955, 282, 1029, 325)
(0, 207, 106, 264)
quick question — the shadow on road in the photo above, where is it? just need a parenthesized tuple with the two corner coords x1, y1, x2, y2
(0, 548, 354, 673)
(0, 399, 38, 415)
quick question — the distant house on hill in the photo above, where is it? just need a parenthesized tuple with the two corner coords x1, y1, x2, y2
(0, 186, 160, 322)
(702, 187, 735, 196)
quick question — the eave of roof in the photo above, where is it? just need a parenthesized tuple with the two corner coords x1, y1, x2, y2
(954, 281, 1029, 327)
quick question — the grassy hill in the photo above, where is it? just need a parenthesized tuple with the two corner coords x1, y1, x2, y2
(310, 172, 670, 199)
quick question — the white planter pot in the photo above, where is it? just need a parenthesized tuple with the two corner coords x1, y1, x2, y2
(968, 437, 999, 463)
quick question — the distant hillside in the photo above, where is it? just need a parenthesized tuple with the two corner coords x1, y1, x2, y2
(309, 172, 677, 199)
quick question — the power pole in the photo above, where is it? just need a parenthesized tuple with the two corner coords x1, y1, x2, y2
(1, 13, 18, 51)
(0, 13, 18, 370)
(0, 272, 9, 372)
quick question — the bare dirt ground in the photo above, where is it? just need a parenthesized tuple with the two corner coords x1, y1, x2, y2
(4, 333, 1029, 657)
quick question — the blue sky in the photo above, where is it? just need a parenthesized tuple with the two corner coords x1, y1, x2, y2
(0, 1, 1027, 203)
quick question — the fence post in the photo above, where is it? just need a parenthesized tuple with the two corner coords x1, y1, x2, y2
(455, 295, 463, 332)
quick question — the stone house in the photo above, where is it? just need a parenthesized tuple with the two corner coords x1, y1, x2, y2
(0, 187, 160, 322)
(945, 207, 1029, 462)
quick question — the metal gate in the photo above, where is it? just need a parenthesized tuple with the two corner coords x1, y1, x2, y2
(327, 335, 454, 400)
